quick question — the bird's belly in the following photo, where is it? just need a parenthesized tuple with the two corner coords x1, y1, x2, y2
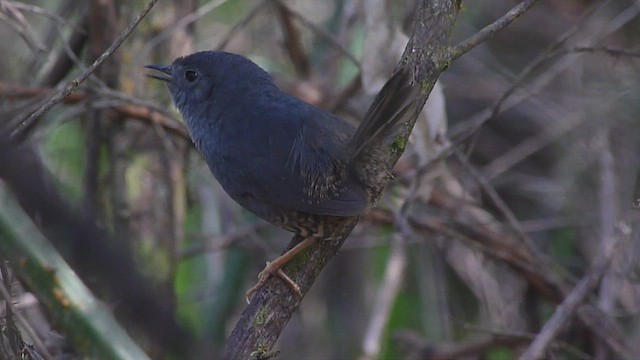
(208, 158, 281, 220)
(224, 188, 330, 237)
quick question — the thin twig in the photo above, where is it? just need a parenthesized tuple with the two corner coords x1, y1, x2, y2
(519, 231, 624, 360)
(564, 46, 640, 58)
(595, 130, 616, 359)
(360, 213, 410, 360)
(217, 1, 268, 50)
(145, 0, 227, 54)
(453, 149, 543, 260)
(394, 331, 532, 360)
(271, 0, 360, 67)
(449, 0, 540, 62)
(273, 1, 310, 78)
(11, 0, 159, 138)
(0, 262, 54, 359)
(519, 215, 597, 233)
(459, 325, 591, 360)
(0, 0, 46, 52)
(180, 223, 269, 258)
(481, 107, 584, 180)
(6, 1, 67, 23)
(0, 82, 189, 139)
(448, 0, 614, 141)
(416, 193, 633, 358)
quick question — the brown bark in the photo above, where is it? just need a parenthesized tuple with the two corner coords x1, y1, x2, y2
(222, 1, 461, 358)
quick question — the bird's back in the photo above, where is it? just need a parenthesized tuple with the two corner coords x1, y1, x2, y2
(203, 88, 369, 226)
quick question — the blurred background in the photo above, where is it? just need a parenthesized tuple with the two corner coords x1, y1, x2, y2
(0, 0, 639, 359)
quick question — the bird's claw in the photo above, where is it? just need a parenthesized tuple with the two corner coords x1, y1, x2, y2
(245, 262, 302, 303)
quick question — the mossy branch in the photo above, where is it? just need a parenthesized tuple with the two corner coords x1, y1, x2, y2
(223, 1, 462, 359)
(0, 187, 150, 360)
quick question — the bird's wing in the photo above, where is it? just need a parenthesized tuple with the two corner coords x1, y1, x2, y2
(240, 101, 367, 217)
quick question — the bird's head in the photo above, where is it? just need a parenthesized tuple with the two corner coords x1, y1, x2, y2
(146, 51, 275, 125)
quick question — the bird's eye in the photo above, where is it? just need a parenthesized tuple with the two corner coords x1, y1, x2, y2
(184, 70, 198, 82)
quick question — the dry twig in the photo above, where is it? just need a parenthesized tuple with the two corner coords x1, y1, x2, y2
(519, 230, 625, 360)
(11, 0, 160, 139)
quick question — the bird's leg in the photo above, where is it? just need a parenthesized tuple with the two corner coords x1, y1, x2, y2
(246, 236, 318, 302)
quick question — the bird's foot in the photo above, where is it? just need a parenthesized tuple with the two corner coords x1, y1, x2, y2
(245, 261, 302, 303)
(244, 237, 317, 303)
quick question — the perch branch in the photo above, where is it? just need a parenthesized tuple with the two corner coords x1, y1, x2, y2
(222, 1, 461, 358)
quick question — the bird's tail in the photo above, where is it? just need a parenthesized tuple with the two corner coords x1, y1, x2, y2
(346, 65, 418, 160)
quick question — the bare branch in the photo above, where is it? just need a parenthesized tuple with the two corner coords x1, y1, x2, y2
(449, 0, 540, 62)
(217, 1, 268, 50)
(0, 263, 53, 359)
(11, 0, 159, 139)
(519, 227, 626, 360)
(144, 0, 227, 55)
(0, 83, 189, 139)
(564, 46, 640, 58)
(0, 0, 46, 52)
(222, 1, 461, 358)
(272, 0, 360, 67)
(449, 0, 633, 144)
(273, 1, 311, 78)
(360, 231, 407, 359)
(0, 187, 152, 360)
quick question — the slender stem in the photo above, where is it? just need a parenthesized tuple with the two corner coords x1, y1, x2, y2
(11, 0, 159, 138)
(449, 0, 540, 62)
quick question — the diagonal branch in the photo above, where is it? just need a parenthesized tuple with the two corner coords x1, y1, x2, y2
(449, 0, 540, 62)
(519, 230, 625, 360)
(0, 187, 152, 360)
(11, 0, 159, 139)
(0, 83, 189, 139)
(222, 1, 461, 358)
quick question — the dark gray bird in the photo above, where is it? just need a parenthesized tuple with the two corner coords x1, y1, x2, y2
(147, 51, 416, 300)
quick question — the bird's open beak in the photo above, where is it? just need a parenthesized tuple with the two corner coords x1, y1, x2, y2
(145, 64, 172, 82)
